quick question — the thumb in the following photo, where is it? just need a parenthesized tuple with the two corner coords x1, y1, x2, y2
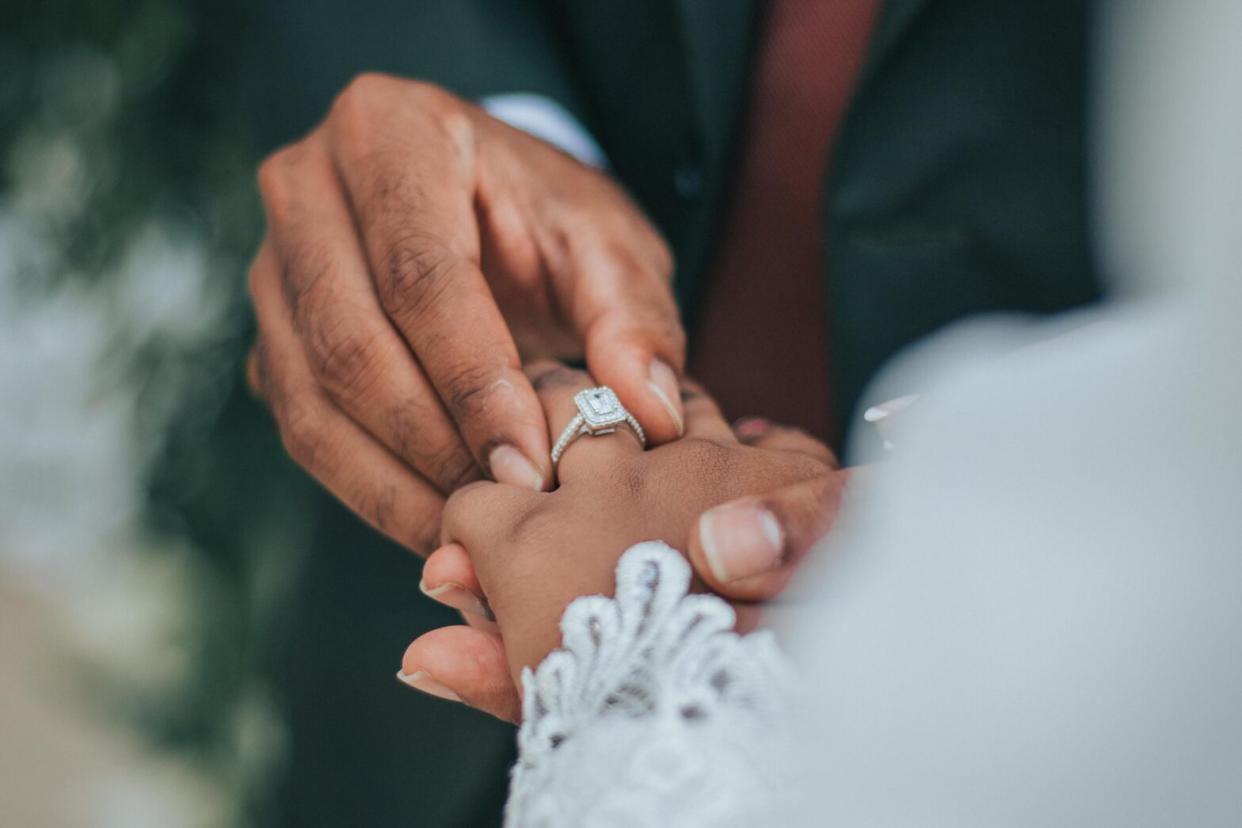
(570, 248, 687, 444)
(399, 625, 522, 723)
(688, 470, 851, 601)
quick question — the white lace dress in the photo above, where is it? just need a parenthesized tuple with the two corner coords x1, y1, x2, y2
(505, 542, 799, 828)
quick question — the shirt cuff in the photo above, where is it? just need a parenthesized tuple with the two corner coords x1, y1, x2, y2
(480, 93, 608, 169)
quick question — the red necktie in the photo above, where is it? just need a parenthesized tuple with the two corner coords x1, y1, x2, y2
(689, 0, 880, 441)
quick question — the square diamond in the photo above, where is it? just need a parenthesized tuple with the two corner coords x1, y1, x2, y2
(575, 387, 625, 429)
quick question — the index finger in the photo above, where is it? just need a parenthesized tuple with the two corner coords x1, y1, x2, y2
(327, 76, 551, 490)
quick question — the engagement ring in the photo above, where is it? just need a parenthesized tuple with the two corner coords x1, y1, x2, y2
(550, 386, 646, 471)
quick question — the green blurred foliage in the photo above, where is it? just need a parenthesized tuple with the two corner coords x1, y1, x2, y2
(3, 0, 257, 286)
(4, 3, 517, 823)
(2, 0, 315, 822)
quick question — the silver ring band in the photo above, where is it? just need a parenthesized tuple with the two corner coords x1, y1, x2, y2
(550, 387, 647, 470)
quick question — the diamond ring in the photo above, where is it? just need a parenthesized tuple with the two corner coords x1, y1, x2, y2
(550, 386, 647, 471)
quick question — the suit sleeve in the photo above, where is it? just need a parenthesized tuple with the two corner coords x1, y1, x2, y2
(234, 0, 587, 153)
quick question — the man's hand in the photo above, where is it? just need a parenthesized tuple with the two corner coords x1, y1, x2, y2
(247, 75, 685, 553)
(397, 363, 850, 721)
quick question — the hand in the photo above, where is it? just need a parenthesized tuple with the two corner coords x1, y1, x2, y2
(247, 74, 685, 554)
(398, 362, 850, 721)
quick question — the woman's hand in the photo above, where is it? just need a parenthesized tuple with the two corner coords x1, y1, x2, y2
(398, 361, 850, 721)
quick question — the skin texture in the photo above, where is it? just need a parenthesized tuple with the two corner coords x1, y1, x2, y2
(243, 75, 858, 720)
(247, 75, 685, 554)
(400, 362, 850, 722)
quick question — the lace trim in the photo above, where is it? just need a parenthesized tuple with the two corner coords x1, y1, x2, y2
(505, 542, 796, 828)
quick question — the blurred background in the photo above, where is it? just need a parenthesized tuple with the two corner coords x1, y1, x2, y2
(1, 1, 515, 825)
(8, 1, 1238, 826)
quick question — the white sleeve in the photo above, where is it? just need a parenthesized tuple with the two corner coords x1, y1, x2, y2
(481, 93, 608, 169)
(504, 542, 798, 828)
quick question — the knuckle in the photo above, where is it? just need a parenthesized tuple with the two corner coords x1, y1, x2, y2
(403, 80, 464, 130)
(356, 483, 441, 555)
(305, 313, 385, 396)
(279, 243, 332, 318)
(405, 78, 448, 109)
(329, 73, 395, 154)
(255, 144, 303, 217)
(423, 440, 479, 493)
(436, 106, 475, 162)
(443, 361, 505, 423)
(277, 394, 327, 469)
(337, 72, 395, 112)
(385, 405, 479, 492)
(375, 235, 460, 319)
(560, 210, 602, 252)
(331, 77, 465, 169)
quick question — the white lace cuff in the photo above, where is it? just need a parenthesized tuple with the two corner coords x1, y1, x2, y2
(505, 542, 797, 827)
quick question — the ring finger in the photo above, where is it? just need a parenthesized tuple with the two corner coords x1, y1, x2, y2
(526, 360, 645, 484)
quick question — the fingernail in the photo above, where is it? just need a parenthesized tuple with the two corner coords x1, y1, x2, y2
(732, 416, 772, 441)
(396, 669, 462, 702)
(862, 394, 921, 424)
(699, 500, 784, 583)
(647, 358, 684, 436)
(489, 444, 545, 491)
(419, 578, 495, 621)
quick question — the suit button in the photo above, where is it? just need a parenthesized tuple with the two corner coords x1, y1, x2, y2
(674, 163, 703, 200)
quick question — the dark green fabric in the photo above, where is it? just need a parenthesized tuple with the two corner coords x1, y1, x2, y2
(824, 0, 1099, 440)
(238, 1, 1101, 824)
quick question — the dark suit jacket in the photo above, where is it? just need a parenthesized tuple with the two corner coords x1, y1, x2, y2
(240, 2, 1101, 824)
(249, 0, 1101, 446)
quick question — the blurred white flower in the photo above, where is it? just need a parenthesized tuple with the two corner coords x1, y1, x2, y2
(0, 216, 223, 590)
(0, 66, 239, 821)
